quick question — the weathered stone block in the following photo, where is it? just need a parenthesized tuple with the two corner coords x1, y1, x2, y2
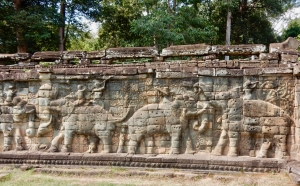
(281, 54, 299, 63)
(259, 53, 279, 60)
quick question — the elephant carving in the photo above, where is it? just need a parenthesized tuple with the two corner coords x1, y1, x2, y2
(212, 98, 294, 159)
(117, 95, 206, 154)
(46, 99, 129, 153)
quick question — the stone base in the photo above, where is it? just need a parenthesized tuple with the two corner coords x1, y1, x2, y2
(0, 152, 289, 173)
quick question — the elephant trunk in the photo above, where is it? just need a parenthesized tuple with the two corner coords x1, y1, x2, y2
(111, 107, 132, 124)
(37, 115, 53, 137)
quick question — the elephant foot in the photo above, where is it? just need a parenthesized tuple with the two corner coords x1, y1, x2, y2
(185, 149, 195, 154)
(3, 146, 11, 151)
(86, 144, 97, 153)
(211, 146, 222, 156)
(61, 145, 71, 153)
(117, 147, 124, 153)
(101, 145, 111, 153)
(16, 145, 24, 151)
(128, 150, 136, 155)
(256, 153, 266, 158)
(48, 145, 59, 153)
(86, 147, 97, 153)
(169, 148, 179, 154)
(228, 147, 238, 157)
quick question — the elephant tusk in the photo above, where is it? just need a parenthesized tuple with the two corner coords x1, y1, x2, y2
(110, 107, 132, 124)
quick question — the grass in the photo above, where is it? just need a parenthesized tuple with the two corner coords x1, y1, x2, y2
(0, 167, 295, 186)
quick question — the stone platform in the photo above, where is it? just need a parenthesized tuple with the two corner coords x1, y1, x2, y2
(0, 152, 289, 173)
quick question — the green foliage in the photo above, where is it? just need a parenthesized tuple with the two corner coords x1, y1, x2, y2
(282, 18, 300, 39)
(96, 0, 143, 48)
(0, 0, 61, 53)
(66, 24, 100, 51)
(131, 5, 218, 50)
(40, 62, 56, 68)
(209, 0, 294, 45)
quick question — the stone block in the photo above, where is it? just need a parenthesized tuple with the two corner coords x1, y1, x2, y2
(156, 72, 182, 78)
(215, 69, 243, 76)
(281, 54, 298, 63)
(259, 53, 279, 60)
(259, 117, 288, 126)
(198, 68, 214, 76)
(244, 68, 263, 75)
(161, 44, 210, 57)
(262, 126, 279, 134)
(269, 37, 300, 53)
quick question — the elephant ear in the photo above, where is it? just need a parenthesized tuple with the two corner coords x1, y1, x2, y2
(249, 81, 259, 89)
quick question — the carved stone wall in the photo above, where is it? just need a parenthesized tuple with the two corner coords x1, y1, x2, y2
(0, 38, 299, 163)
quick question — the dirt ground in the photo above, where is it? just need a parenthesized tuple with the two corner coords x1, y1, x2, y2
(0, 165, 296, 186)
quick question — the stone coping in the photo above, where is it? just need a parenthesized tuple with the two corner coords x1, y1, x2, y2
(0, 152, 289, 173)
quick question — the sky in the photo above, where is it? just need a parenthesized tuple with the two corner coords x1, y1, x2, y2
(273, 7, 300, 34)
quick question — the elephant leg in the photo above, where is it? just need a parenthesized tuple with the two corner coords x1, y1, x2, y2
(256, 141, 271, 158)
(117, 127, 126, 153)
(3, 123, 13, 151)
(3, 136, 12, 151)
(128, 134, 143, 154)
(212, 129, 228, 156)
(15, 127, 23, 151)
(86, 135, 99, 153)
(184, 126, 195, 154)
(48, 131, 64, 152)
(61, 130, 74, 153)
(275, 135, 287, 158)
(170, 132, 180, 154)
(97, 131, 111, 153)
(206, 137, 213, 153)
(102, 136, 111, 153)
(145, 136, 154, 154)
(228, 131, 239, 156)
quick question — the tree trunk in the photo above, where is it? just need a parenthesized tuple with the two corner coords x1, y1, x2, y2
(240, 0, 248, 44)
(225, 10, 232, 60)
(14, 0, 28, 53)
(226, 11, 231, 45)
(59, 0, 66, 51)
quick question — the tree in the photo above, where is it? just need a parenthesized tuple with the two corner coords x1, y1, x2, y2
(130, 0, 218, 50)
(58, 0, 102, 51)
(96, 0, 143, 48)
(208, 0, 296, 45)
(282, 18, 300, 39)
(0, 0, 60, 53)
(66, 24, 100, 51)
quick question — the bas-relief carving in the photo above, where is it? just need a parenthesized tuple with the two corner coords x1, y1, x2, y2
(0, 72, 296, 160)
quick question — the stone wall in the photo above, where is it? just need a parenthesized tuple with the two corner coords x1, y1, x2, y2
(0, 38, 299, 164)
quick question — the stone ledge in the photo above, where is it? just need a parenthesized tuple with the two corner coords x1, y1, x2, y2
(0, 152, 289, 173)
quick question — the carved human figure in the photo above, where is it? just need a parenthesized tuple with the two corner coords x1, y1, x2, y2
(34, 83, 58, 141)
(0, 106, 14, 151)
(263, 82, 289, 104)
(155, 87, 172, 105)
(91, 76, 112, 105)
(11, 97, 35, 150)
(211, 86, 244, 156)
(243, 80, 258, 100)
(2, 86, 17, 106)
(182, 82, 211, 154)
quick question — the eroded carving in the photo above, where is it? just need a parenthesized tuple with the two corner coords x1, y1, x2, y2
(0, 43, 298, 162)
